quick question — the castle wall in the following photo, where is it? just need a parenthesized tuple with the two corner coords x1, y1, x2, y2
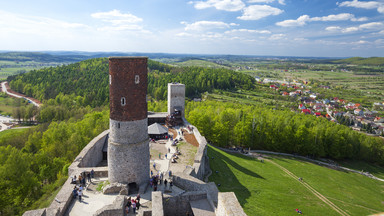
(163, 191, 206, 216)
(76, 130, 109, 168)
(216, 192, 247, 216)
(152, 191, 164, 216)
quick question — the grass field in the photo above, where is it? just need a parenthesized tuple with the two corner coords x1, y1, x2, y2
(208, 145, 384, 216)
(173, 59, 229, 68)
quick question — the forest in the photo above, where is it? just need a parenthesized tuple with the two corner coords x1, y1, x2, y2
(1, 57, 384, 215)
(186, 101, 384, 164)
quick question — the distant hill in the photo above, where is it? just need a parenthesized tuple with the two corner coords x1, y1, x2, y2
(333, 57, 384, 66)
(8, 57, 255, 106)
(0, 52, 88, 63)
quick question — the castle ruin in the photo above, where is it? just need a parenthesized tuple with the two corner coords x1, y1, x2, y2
(23, 57, 246, 216)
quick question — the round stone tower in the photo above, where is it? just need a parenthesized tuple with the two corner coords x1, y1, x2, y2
(108, 57, 149, 186)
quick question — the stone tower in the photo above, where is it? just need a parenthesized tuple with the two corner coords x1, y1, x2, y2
(108, 57, 149, 186)
(167, 83, 185, 117)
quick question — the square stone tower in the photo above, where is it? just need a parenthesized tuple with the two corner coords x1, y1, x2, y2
(108, 57, 150, 186)
(167, 83, 185, 117)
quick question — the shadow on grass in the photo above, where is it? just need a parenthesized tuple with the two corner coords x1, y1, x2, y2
(208, 146, 264, 207)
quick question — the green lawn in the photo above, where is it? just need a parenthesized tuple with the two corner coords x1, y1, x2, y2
(208, 145, 384, 216)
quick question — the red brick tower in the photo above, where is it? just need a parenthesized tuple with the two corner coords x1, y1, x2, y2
(108, 57, 149, 187)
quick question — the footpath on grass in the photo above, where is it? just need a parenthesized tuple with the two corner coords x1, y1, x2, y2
(266, 158, 350, 216)
(214, 146, 384, 182)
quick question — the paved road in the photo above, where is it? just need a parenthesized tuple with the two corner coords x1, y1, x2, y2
(1, 81, 40, 107)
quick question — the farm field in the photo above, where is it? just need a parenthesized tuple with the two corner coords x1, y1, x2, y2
(207, 145, 384, 216)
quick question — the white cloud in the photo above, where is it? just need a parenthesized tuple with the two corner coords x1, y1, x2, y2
(325, 26, 342, 31)
(338, 0, 384, 14)
(225, 28, 271, 34)
(359, 22, 384, 29)
(325, 22, 384, 33)
(91, 10, 149, 33)
(191, 0, 245, 12)
(238, 5, 283, 20)
(276, 15, 310, 27)
(91, 10, 142, 24)
(248, 0, 274, 3)
(248, 0, 285, 4)
(342, 27, 359, 33)
(0, 10, 89, 38)
(182, 21, 236, 31)
(269, 33, 286, 40)
(276, 13, 367, 27)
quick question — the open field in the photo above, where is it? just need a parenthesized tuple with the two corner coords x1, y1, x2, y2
(208, 145, 384, 216)
(0, 60, 64, 80)
(172, 59, 229, 68)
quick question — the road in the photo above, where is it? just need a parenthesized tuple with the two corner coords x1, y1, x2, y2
(1, 81, 40, 107)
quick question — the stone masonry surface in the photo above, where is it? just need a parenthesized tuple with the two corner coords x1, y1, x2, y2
(217, 192, 247, 216)
(151, 191, 164, 216)
(109, 118, 148, 145)
(108, 139, 150, 184)
(109, 57, 147, 122)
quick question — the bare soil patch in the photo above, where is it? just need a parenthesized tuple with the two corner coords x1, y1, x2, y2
(184, 133, 199, 147)
(169, 128, 177, 138)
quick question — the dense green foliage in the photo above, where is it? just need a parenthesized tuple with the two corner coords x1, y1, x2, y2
(208, 146, 384, 216)
(8, 58, 110, 107)
(8, 58, 255, 105)
(187, 101, 384, 164)
(0, 110, 109, 215)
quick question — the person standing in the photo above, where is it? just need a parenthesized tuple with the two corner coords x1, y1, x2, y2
(164, 179, 168, 189)
(132, 199, 137, 214)
(78, 189, 82, 202)
(90, 169, 94, 178)
(87, 172, 91, 183)
(126, 197, 131, 214)
(136, 199, 141, 211)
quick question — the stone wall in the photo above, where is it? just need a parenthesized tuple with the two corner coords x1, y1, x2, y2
(182, 118, 209, 181)
(73, 130, 109, 169)
(216, 192, 247, 216)
(151, 191, 164, 216)
(94, 195, 127, 216)
(24, 130, 110, 216)
(163, 191, 207, 216)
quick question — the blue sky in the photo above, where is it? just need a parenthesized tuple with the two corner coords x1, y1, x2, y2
(0, 0, 384, 57)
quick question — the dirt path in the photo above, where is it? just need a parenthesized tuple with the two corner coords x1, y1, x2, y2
(267, 159, 350, 216)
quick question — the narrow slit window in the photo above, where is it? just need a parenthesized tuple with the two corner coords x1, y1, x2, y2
(121, 97, 126, 106)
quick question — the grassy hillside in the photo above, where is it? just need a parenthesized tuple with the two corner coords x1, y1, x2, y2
(208, 145, 384, 216)
(334, 57, 384, 66)
(173, 59, 229, 68)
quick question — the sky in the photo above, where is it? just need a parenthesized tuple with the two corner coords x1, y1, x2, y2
(0, 0, 384, 57)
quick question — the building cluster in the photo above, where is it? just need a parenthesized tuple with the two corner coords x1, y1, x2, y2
(260, 77, 384, 136)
